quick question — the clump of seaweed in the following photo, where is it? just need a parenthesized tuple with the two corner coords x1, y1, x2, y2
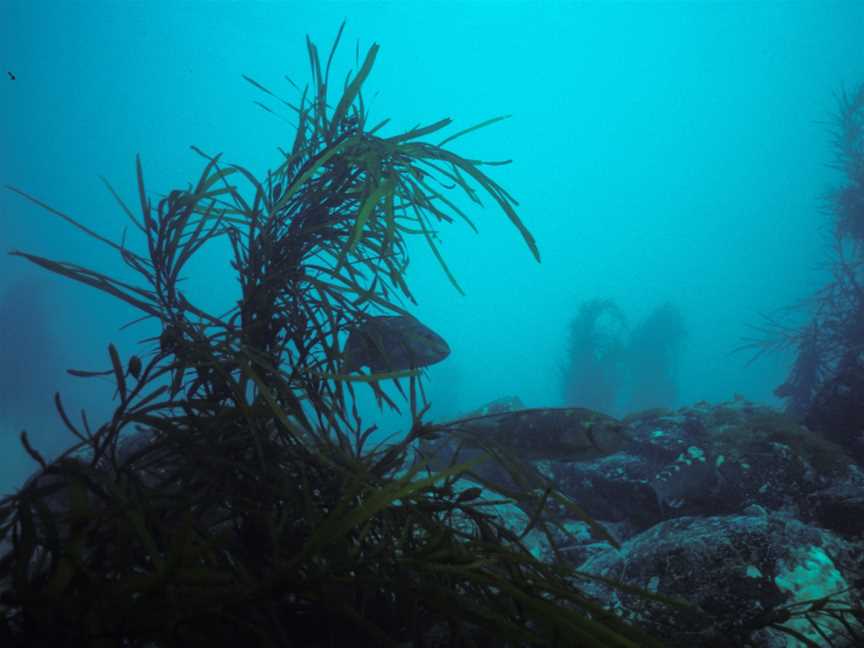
(625, 302, 686, 413)
(742, 84, 864, 419)
(0, 26, 667, 647)
(560, 299, 686, 416)
(561, 299, 627, 414)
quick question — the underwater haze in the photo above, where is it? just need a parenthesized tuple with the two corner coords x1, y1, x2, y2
(1, 1, 863, 494)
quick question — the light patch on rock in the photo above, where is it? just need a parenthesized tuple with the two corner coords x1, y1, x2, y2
(774, 546, 860, 646)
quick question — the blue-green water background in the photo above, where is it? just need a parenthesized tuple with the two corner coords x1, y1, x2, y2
(1, 1, 863, 493)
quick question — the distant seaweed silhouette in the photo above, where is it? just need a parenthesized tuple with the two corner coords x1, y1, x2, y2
(561, 299, 686, 415)
(561, 298, 627, 414)
(0, 278, 69, 453)
(625, 302, 686, 413)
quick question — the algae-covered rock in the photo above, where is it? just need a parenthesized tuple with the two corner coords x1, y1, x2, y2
(578, 511, 864, 647)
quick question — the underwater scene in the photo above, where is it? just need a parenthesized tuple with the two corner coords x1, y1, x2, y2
(1, 1, 864, 646)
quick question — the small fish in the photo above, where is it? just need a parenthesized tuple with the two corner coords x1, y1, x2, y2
(7, 71, 14, 81)
(342, 314, 450, 373)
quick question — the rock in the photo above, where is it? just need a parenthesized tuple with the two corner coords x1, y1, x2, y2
(801, 476, 864, 537)
(577, 512, 863, 647)
(418, 395, 864, 646)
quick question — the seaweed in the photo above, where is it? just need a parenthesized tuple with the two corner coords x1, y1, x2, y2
(625, 302, 686, 413)
(740, 84, 864, 420)
(561, 299, 627, 415)
(0, 25, 667, 648)
(560, 300, 686, 415)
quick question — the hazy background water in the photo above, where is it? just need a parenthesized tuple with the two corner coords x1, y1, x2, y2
(2, 0, 863, 494)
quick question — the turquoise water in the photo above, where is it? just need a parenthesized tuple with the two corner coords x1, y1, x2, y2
(1, 1, 863, 493)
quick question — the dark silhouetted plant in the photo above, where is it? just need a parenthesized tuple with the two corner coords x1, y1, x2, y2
(561, 299, 627, 415)
(624, 302, 686, 413)
(742, 84, 864, 418)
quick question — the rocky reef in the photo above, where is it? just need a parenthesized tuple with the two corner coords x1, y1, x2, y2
(419, 395, 864, 647)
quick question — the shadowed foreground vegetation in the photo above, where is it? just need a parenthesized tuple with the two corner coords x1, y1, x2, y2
(0, 27, 671, 647)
